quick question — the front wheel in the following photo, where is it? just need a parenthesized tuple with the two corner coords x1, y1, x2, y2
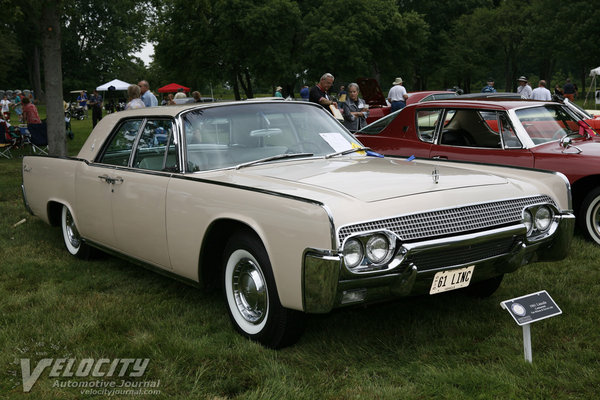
(580, 188, 600, 245)
(223, 232, 304, 348)
(61, 205, 92, 259)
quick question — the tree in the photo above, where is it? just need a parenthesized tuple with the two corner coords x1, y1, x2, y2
(41, 0, 66, 157)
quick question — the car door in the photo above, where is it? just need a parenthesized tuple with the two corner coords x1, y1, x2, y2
(110, 118, 177, 270)
(429, 109, 535, 168)
(74, 119, 144, 248)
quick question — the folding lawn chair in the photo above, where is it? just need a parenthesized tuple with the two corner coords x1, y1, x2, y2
(23, 123, 49, 155)
(0, 121, 15, 159)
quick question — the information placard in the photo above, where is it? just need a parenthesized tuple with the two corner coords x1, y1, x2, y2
(500, 290, 561, 326)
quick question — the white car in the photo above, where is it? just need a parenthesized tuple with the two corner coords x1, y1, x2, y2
(22, 101, 574, 348)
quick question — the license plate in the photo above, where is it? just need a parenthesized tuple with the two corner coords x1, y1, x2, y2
(429, 265, 475, 295)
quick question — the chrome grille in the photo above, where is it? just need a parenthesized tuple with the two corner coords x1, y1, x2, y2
(337, 195, 555, 245)
(403, 237, 518, 271)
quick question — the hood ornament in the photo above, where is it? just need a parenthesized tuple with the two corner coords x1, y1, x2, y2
(432, 167, 439, 184)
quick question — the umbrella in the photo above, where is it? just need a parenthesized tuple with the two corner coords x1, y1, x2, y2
(158, 83, 190, 93)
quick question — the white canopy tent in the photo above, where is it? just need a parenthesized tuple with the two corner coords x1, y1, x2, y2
(96, 79, 131, 91)
(584, 67, 600, 106)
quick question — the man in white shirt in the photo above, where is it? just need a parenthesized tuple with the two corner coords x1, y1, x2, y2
(531, 80, 552, 101)
(387, 77, 408, 112)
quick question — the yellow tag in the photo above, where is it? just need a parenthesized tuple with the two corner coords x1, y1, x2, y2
(351, 142, 366, 155)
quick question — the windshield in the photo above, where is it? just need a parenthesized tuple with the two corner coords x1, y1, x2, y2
(358, 109, 402, 135)
(182, 103, 363, 171)
(515, 105, 580, 145)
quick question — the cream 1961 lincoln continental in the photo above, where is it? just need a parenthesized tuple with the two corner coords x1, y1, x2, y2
(22, 101, 574, 348)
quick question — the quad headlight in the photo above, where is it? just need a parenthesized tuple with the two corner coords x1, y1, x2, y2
(522, 204, 555, 240)
(342, 232, 397, 273)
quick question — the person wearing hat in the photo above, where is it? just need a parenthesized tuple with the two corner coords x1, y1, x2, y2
(387, 77, 408, 112)
(481, 78, 496, 93)
(517, 76, 532, 99)
(275, 86, 283, 98)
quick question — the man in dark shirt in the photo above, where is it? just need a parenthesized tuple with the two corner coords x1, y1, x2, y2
(309, 73, 337, 113)
(563, 78, 576, 101)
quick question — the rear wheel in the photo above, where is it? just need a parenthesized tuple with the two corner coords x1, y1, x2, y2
(579, 188, 600, 245)
(223, 232, 304, 348)
(61, 205, 92, 259)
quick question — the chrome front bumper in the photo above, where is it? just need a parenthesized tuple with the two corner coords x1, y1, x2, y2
(303, 214, 574, 313)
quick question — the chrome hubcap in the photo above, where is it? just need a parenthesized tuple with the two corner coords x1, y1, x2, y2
(232, 258, 267, 324)
(593, 202, 600, 236)
(65, 209, 81, 248)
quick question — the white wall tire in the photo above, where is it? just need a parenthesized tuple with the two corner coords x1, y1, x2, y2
(222, 232, 304, 348)
(61, 205, 91, 259)
(580, 188, 600, 245)
(224, 249, 269, 335)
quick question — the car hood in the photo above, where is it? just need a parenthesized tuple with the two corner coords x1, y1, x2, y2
(235, 157, 508, 203)
(534, 136, 600, 156)
(356, 77, 388, 107)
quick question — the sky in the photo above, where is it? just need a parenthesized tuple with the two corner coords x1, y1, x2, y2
(133, 42, 155, 66)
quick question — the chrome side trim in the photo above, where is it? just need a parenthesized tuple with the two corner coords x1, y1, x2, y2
(21, 184, 33, 215)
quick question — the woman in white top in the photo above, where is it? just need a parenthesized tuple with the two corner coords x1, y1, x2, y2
(125, 85, 145, 110)
(1, 95, 11, 120)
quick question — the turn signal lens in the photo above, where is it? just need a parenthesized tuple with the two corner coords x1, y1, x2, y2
(523, 210, 533, 234)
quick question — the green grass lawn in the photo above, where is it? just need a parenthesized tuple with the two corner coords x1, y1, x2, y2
(1, 106, 599, 399)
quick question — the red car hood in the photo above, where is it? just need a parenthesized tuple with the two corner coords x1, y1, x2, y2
(534, 136, 600, 156)
(356, 77, 387, 107)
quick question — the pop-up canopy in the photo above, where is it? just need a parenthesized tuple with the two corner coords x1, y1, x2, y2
(158, 83, 190, 93)
(96, 79, 132, 91)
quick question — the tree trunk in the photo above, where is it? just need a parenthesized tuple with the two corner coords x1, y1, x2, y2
(32, 46, 44, 102)
(41, 0, 66, 157)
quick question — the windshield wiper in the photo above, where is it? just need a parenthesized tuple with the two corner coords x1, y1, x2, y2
(324, 146, 371, 159)
(235, 152, 313, 170)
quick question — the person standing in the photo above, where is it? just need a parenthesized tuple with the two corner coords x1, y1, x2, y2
(138, 80, 158, 107)
(12, 92, 23, 122)
(341, 83, 369, 131)
(531, 80, 552, 101)
(77, 90, 88, 117)
(1, 95, 11, 120)
(516, 76, 533, 99)
(387, 77, 408, 112)
(563, 79, 576, 101)
(309, 73, 337, 113)
(125, 85, 145, 110)
(274, 86, 283, 98)
(299, 85, 309, 101)
(481, 78, 496, 93)
(21, 97, 41, 124)
(88, 90, 104, 127)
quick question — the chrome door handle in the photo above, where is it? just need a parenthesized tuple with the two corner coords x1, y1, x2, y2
(432, 155, 448, 160)
(98, 174, 114, 183)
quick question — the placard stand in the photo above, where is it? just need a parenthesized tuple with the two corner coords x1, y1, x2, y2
(501, 290, 561, 364)
(522, 324, 532, 363)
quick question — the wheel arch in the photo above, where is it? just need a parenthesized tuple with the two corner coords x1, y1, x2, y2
(571, 175, 600, 213)
(47, 200, 66, 226)
(198, 218, 263, 289)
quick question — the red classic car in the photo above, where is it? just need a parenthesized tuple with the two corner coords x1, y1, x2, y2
(356, 78, 457, 124)
(355, 99, 600, 244)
